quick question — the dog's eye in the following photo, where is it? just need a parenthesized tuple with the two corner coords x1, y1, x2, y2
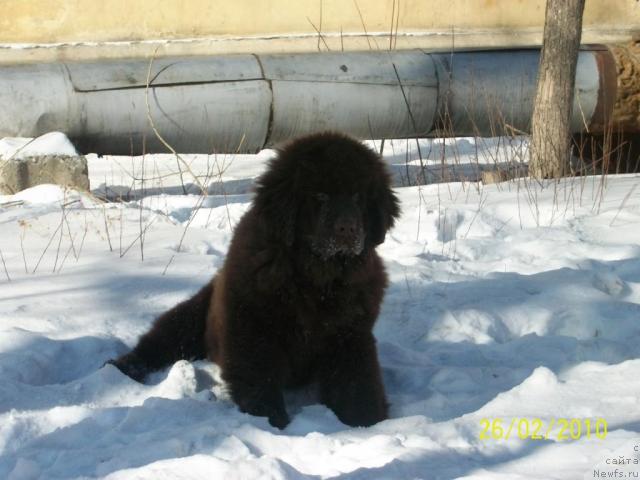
(314, 193, 329, 202)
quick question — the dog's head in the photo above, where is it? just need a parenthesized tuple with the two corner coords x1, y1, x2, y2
(254, 132, 400, 259)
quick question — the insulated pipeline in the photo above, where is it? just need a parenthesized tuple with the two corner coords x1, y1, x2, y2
(0, 47, 619, 154)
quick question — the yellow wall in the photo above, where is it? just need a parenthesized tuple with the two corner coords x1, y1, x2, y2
(0, 0, 638, 63)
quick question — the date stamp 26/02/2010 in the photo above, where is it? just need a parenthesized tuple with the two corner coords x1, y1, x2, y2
(479, 418, 608, 441)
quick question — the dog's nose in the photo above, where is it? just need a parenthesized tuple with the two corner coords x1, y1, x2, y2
(335, 216, 357, 237)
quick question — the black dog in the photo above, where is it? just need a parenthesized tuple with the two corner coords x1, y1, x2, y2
(109, 132, 400, 428)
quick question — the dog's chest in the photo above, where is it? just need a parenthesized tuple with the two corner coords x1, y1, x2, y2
(290, 283, 359, 335)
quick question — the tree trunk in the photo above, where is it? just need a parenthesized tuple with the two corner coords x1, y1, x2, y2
(530, 0, 586, 179)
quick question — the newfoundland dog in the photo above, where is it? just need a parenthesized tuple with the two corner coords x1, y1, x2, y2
(109, 131, 400, 429)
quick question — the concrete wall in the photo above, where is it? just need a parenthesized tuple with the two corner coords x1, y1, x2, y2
(0, 0, 638, 63)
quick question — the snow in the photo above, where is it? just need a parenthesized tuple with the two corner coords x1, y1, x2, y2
(0, 132, 78, 160)
(0, 135, 639, 479)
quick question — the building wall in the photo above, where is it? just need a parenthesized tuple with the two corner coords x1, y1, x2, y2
(0, 0, 638, 63)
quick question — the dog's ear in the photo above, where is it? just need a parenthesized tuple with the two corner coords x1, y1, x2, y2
(367, 172, 400, 246)
(254, 158, 298, 246)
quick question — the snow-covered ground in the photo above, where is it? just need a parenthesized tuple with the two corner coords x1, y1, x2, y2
(1, 136, 639, 479)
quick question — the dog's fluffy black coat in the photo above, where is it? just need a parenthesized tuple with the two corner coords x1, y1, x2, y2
(110, 132, 400, 428)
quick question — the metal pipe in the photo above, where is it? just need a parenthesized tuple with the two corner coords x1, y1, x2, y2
(0, 48, 617, 154)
